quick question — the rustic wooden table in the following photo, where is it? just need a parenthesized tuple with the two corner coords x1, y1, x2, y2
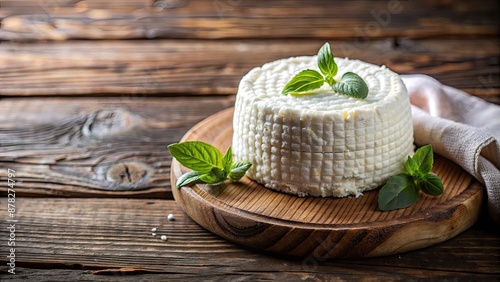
(0, 1, 499, 281)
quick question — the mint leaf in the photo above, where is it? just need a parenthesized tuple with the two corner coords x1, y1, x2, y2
(404, 156, 418, 177)
(176, 171, 203, 188)
(418, 173, 444, 196)
(317, 42, 338, 82)
(222, 146, 233, 173)
(168, 141, 223, 174)
(378, 173, 419, 211)
(200, 167, 227, 185)
(333, 72, 369, 99)
(412, 144, 433, 176)
(228, 161, 252, 182)
(282, 69, 325, 95)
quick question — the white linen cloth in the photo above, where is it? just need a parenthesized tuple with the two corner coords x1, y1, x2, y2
(401, 75, 500, 223)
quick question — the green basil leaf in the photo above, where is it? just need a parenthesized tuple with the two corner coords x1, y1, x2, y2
(418, 173, 444, 196)
(168, 141, 223, 174)
(317, 42, 338, 78)
(176, 171, 203, 188)
(282, 69, 325, 95)
(200, 167, 227, 185)
(228, 161, 252, 182)
(333, 72, 369, 99)
(378, 173, 419, 211)
(222, 146, 233, 173)
(404, 156, 419, 177)
(412, 144, 433, 176)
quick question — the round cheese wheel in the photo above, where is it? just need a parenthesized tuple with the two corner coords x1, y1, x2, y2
(233, 56, 414, 197)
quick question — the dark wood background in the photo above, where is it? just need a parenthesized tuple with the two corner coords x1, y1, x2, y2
(0, 0, 499, 280)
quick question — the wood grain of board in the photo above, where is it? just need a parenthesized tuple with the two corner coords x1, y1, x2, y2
(0, 39, 498, 103)
(171, 108, 484, 258)
(0, 97, 234, 198)
(0, 0, 498, 40)
(0, 198, 498, 280)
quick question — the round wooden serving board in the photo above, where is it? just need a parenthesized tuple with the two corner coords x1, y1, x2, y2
(171, 108, 484, 258)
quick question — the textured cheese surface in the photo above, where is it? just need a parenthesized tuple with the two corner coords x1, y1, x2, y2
(233, 56, 414, 197)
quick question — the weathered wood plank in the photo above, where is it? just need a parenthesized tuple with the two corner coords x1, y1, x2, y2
(0, 0, 498, 41)
(0, 97, 234, 198)
(0, 39, 498, 103)
(0, 198, 498, 280)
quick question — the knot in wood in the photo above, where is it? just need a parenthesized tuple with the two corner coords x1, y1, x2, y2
(83, 109, 136, 139)
(153, 0, 188, 10)
(107, 162, 149, 187)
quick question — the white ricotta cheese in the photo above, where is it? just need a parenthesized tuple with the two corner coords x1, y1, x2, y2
(233, 56, 414, 197)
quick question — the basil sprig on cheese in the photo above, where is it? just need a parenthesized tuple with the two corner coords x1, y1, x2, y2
(282, 43, 369, 99)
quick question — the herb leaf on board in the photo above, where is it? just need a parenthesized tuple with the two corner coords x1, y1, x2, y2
(169, 141, 252, 188)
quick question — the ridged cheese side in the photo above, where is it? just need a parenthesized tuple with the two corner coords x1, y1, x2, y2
(233, 56, 414, 197)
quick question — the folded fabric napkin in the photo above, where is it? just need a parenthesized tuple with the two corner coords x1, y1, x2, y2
(401, 75, 500, 223)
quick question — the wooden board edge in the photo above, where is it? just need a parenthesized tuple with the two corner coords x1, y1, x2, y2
(171, 159, 484, 258)
(366, 181, 484, 257)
